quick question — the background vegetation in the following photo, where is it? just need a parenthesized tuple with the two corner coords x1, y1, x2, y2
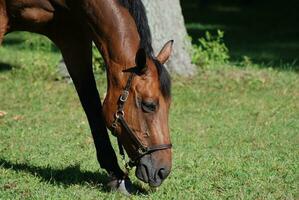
(0, 0, 298, 199)
(184, 0, 299, 71)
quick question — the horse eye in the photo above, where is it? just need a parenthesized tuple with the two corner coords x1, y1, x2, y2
(141, 101, 157, 113)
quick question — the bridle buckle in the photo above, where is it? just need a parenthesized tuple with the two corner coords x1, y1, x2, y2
(120, 90, 129, 102)
(115, 110, 125, 119)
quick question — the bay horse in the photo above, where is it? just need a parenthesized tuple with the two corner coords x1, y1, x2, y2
(0, 0, 173, 191)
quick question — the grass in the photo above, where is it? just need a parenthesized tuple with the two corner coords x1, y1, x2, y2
(1, 32, 298, 199)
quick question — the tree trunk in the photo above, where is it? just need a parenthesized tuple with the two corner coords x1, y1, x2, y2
(143, 0, 196, 76)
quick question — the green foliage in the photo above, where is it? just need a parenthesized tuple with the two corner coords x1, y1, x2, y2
(192, 30, 230, 67)
(92, 43, 106, 74)
(239, 55, 253, 67)
(183, 0, 299, 71)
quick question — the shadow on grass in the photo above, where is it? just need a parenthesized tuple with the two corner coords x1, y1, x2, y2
(0, 158, 149, 195)
(0, 62, 12, 72)
(181, 0, 299, 71)
(2, 37, 25, 46)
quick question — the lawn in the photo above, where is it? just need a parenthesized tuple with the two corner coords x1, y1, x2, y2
(0, 31, 298, 199)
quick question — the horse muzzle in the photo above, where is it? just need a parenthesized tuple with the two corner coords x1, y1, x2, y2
(135, 153, 171, 187)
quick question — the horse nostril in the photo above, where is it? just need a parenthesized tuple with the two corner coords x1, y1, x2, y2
(157, 168, 167, 180)
(136, 164, 150, 183)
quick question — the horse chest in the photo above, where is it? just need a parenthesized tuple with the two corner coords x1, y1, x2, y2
(8, 0, 55, 27)
(19, 7, 53, 24)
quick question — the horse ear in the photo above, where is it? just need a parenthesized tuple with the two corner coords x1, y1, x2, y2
(157, 40, 174, 64)
(135, 48, 148, 74)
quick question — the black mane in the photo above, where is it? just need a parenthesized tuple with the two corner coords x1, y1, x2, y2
(118, 0, 154, 56)
(118, 0, 171, 98)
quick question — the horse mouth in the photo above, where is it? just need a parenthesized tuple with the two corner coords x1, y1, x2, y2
(135, 155, 171, 187)
(135, 164, 164, 187)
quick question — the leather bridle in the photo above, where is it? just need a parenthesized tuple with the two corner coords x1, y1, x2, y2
(111, 72, 172, 168)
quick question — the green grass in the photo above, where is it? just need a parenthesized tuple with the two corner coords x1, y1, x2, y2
(1, 33, 299, 199)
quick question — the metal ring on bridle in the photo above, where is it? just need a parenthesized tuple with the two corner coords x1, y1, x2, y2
(120, 90, 129, 102)
(115, 110, 125, 119)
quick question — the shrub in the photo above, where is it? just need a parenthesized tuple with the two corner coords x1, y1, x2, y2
(192, 30, 230, 67)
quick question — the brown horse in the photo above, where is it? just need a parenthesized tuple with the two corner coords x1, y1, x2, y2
(0, 0, 173, 190)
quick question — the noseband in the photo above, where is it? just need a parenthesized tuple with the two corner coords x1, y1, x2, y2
(111, 72, 172, 167)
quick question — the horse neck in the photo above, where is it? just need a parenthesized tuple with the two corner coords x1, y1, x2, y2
(84, 0, 141, 84)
